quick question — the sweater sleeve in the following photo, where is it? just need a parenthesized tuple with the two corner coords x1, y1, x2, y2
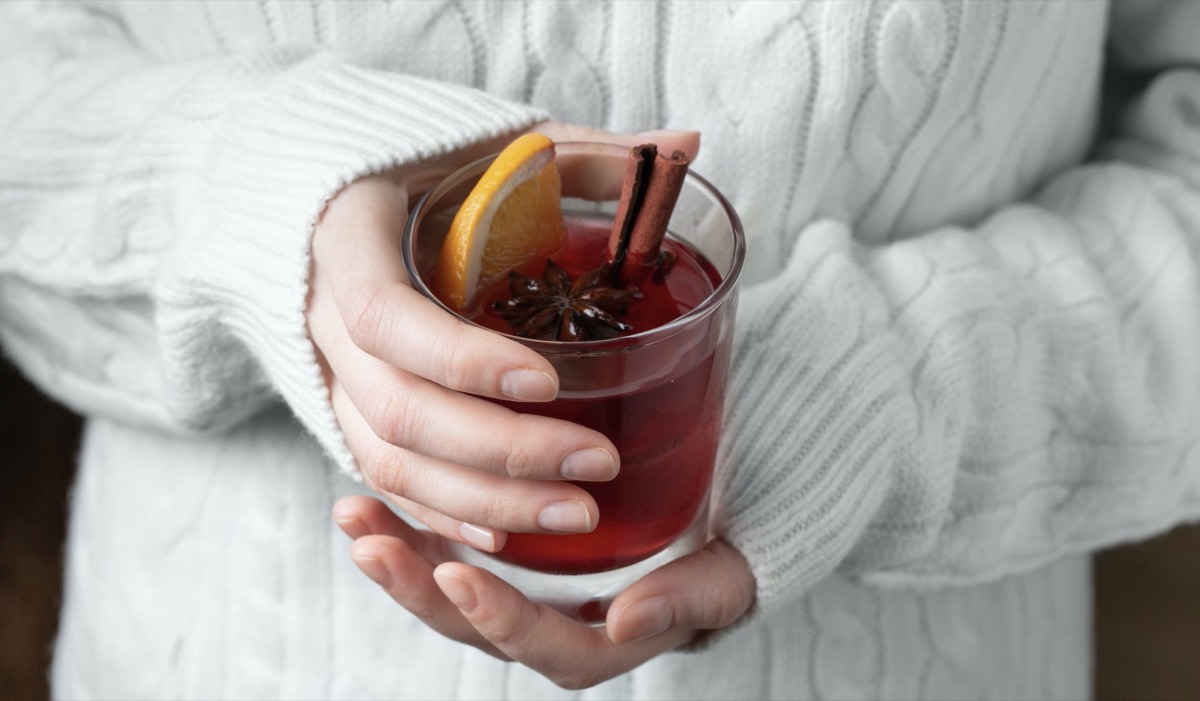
(714, 0, 1200, 609)
(0, 1, 545, 474)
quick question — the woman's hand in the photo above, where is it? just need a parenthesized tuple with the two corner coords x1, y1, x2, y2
(333, 495, 756, 690)
(306, 122, 701, 552)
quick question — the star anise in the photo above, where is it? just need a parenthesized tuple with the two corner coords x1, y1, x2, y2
(492, 260, 643, 341)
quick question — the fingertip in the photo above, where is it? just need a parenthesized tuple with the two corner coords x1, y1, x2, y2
(559, 447, 619, 481)
(332, 496, 372, 538)
(603, 540, 755, 644)
(335, 515, 367, 540)
(606, 596, 674, 644)
(536, 500, 596, 534)
(332, 494, 367, 520)
(349, 540, 395, 588)
(433, 563, 480, 613)
(499, 367, 559, 402)
(459, 522, 507, 553)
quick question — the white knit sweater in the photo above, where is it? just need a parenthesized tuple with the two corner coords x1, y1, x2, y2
(3, 1, 1199, 699)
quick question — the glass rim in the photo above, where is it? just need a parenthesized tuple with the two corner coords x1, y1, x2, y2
(401, 140, 745, 354)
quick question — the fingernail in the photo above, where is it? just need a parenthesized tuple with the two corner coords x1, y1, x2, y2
(434, 570, 478, 613)
(334, 516, 368, 540)
(459, 522, 496, 551)
(616, 597, 673, 643)
(352, 554, 393, 588)
(560, 448, 618, 481)
(500, 369, 558, 402)
(538, 500, 593, 533)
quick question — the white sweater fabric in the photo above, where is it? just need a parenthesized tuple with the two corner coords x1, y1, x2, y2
(3, 1, 1199, 699)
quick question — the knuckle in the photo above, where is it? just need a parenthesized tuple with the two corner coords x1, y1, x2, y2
(362, 385, 421, 448)
(405, 601, 438, 624)
(502, 429, 539, 479)
(483, 616, 525, 649)
(480, 599, 541, 650)
(367, 448, 413, 498)
(429, 331, 473, 391)
(697, 547, 755, 629)
(345, 283, 393, 353)
(708, 587, 750, 630)
(475, 492, 517, 532)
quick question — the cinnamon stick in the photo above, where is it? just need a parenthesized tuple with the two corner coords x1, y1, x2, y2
(607, 145, 690, 287)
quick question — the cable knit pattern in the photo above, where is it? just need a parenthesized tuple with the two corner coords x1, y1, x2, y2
(3, 1, 1200, 699)
(0, 2, 547, 474)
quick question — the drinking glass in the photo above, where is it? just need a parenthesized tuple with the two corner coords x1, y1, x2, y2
(402, 141, 744, 623)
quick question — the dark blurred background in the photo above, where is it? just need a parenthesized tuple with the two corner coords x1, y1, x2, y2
(2, 355, 1198, 700)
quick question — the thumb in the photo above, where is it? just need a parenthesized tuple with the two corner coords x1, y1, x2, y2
(531, 122, 702, 201)
(604, 539, 756, 645)
(532, 121, 701, 161)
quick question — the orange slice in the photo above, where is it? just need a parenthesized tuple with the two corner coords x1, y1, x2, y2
(433, 133, 567, 312)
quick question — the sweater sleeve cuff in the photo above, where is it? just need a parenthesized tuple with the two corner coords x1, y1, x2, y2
(712, 221, 925, 612)
(167, 53, 547, 476)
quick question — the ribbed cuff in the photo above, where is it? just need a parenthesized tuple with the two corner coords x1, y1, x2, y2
(168, 52, 546, 476)
(713, 221, 917, 611)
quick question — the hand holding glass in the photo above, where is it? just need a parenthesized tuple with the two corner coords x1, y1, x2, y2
(402, 141, 744, 622)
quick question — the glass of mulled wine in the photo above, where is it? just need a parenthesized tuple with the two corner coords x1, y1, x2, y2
(402, 141, 744, 623)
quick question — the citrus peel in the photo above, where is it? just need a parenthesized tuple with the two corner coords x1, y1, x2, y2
(432, 133, 567, 312)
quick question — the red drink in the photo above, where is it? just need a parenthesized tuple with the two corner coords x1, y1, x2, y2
(468, 219, 728, 574)
(404, 140, 743, 622)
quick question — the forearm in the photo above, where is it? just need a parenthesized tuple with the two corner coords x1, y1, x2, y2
(718, 59, 1200, 609)
(0, 2, 545, 471)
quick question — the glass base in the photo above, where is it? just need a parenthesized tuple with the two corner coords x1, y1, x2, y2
(446, 504, 709, 625)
